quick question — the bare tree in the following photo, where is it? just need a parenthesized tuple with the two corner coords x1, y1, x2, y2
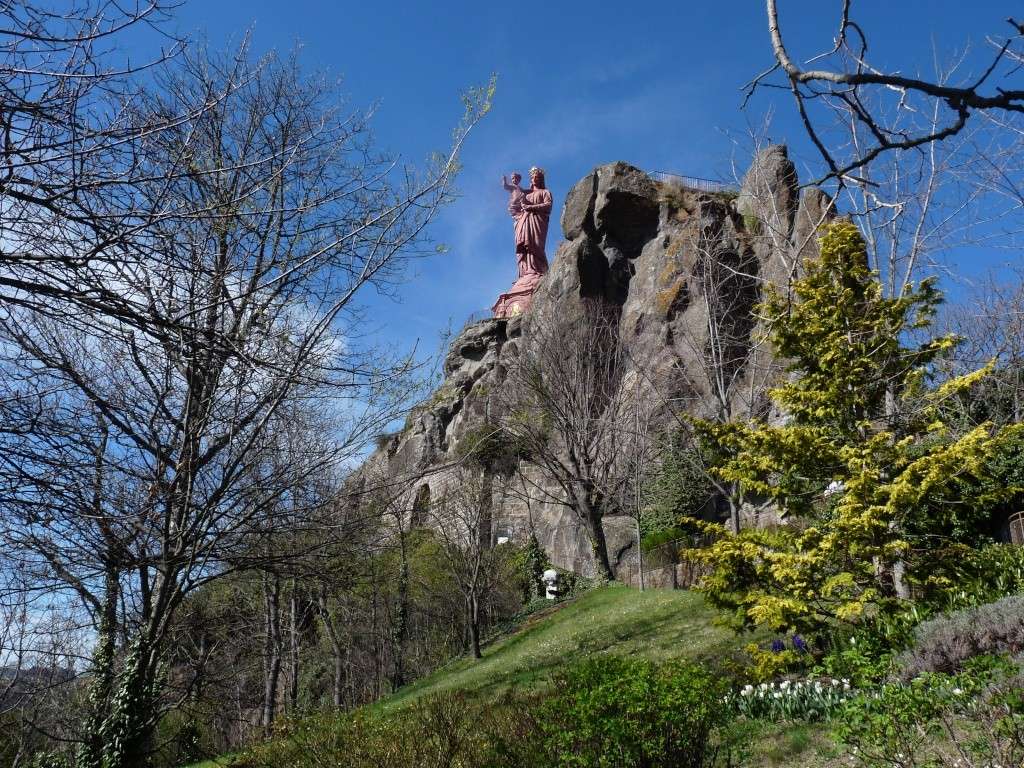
(0, 1, 200, 328)
(429, 469, 507, 659)
(751, 0, 1024, 183)
(943, 267, 1024, 425)
(0, 42, 490, 767)
(502, 303, 639, 582)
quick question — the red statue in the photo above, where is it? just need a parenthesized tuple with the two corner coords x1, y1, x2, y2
(492, 166, 551, 317)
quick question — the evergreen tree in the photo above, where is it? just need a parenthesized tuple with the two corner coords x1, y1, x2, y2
(693, 220, 1023, 633)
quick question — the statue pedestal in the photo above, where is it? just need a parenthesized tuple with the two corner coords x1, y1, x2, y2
(492, 272, 543, 318)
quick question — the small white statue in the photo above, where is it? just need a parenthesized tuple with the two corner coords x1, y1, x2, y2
(542, 568, 560, 600)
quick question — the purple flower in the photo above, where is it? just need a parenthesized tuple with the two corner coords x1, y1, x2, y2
(792, 634, 809, 652)
(770, 638, 786, 653)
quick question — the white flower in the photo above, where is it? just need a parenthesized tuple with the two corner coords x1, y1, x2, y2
(952, 687, 963, 695)
(741, 685, 753, 696)
(824, 480, 846, 497)
(780, 680, 790, 690)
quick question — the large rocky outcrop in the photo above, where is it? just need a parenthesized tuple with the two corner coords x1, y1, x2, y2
(360, 148, 833, 577)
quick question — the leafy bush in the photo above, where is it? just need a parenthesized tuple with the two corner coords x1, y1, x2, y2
(642, 437, 712, 540)
(238, 657, 731, 768)
(836, 661, 1024, 768)
(938, 543, 1024, 609)
(897, 594, 1024, 679)
(239, 692, 541, 768)
(153, 709, 211, 767)
(536, 655, 728, 768)
(454, 422, 520, 472)
(744, 641, 804, 683)
(815, 607, 928, 688)
(692, 220, 1024, 637)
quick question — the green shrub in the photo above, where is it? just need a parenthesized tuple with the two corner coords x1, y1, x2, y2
(238, 658, 731, 768)
(454, 422, 520, 472)
(153, 710, 211, 767)
(939, 543, 1024, 609)
(238, 693, 541, 768)
(642, 438, 712, 540)
(897, 594, 1024, 679)
(536, 655, 727, 768)
(816, 607, 927, 687)
(836, 660, 1024, 768)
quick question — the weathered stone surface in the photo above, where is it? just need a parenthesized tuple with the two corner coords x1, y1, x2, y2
(592, 162, 660, 257)
(737, 144, 798, 239)
(791, 187, 836, 266)
(353, 150, 828, 578)
(560, 170, 597, 240)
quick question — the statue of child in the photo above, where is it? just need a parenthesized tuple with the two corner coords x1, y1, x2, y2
(502, 172, 526, 220)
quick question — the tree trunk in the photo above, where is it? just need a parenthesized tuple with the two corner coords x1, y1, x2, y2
(587, 509, 616, 581)
(477, 471, 493, 550)
(390, 531, 409, 691)
(884, 385, 911, 600)
(78, 570, 119, 768)
(288, 585, 300, 713)
(573, 485, 615, 581)
(334, 651, 346, 709)
(261, 574, 282, 732)
(728, 496, 741, 535)
(317, 596, 347, 709)
(468, 595, 482, 659)
(635, 514, 645, 591)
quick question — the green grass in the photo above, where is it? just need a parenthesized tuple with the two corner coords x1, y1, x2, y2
(728, 719, 842, 767)
(375, 583, 741, 711)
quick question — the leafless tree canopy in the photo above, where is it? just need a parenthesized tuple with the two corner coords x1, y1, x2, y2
(753, 0, 1024, 184)
(502, 304, 654, 581)
(0, 1, 196, 328)
(0, 7, 492, 762)
(429, 468, 511, 659)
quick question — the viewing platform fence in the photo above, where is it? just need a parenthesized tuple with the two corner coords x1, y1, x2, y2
(647, 170, 738, 195)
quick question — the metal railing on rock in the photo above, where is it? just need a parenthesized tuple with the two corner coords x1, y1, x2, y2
(462, 309, 495, 326)
(647, 170, 738, 195)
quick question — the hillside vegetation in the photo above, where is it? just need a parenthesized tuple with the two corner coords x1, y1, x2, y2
(186, 585, 854, 768)
(377, 584, 741, 709)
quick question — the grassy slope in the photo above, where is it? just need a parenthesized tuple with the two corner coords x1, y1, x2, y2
(188, 585, 839, 767)
(376, 583, 740, 711)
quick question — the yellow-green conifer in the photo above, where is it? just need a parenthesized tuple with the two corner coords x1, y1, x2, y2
(693, 220, 1023, 633)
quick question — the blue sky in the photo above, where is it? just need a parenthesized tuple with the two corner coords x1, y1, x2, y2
(152, 1, 1021, 359)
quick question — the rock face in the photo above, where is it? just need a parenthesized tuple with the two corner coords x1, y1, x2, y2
(360, 148, 833, 577)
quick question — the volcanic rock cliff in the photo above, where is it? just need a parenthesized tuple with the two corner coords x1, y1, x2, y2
(362, 146, 834, 577)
